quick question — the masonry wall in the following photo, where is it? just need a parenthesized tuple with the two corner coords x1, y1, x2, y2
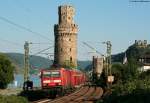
(54, 5, 78, 67)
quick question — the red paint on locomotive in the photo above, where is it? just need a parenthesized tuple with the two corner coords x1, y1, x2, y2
(40, 68, 87, 91)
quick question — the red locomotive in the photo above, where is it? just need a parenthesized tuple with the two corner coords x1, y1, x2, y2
(40, 67, 87, 97)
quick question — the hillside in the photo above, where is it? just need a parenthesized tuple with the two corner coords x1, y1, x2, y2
(5, 53, 52, 74)
(5, 53, 52, 68)
(112, 43, 150, 63)
(4, 53, 91, 74)
(5, 42, 150, 74)
(112, 52, 125, 63)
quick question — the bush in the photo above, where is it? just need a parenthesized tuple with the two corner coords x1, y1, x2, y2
(0, 54, 14, 89)
(100, 89, 150, 103)
(99, 62, 150, 103)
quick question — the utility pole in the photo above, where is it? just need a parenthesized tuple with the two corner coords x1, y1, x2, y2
(103, 41, 111, 76)
(103, 41, 114, 88)
(24, 41, 30, 82)
(106, 41, 112, 76)
(24, 41, 34, 90)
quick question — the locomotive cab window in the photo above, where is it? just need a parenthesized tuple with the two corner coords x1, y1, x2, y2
(43, 71, 51, 78)
(42, 71, 60, 77)
(51, 71, 60, 77)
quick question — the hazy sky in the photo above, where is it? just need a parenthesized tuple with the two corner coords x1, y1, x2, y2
(0, 0, 150, 60)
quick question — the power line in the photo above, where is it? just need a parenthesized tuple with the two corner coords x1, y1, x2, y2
(15, 0, 31, 12)
(130, 0, 150, 2)
(0, 16, 53, 42)
(82, 42, 104, 56)
(31, 46, 54, 56)
(0, 37, 23, 47)
(14, 0, 49, 24)
(30, 42, 51, 45)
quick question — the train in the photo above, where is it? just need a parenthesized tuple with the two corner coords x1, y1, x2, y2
(40, 67, 87, 98)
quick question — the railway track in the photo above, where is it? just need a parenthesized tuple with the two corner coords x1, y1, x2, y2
(32, 98, 51, 103)
(33, 86, 103, 103)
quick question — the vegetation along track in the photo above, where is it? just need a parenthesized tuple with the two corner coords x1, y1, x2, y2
(48, 86, 103, 103)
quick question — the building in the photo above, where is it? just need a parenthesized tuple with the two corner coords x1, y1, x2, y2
(92, 56, 103, 78)
(138, 54, 150, 71)
(53, 5, 78, 68)
(135, 40, 148, 48)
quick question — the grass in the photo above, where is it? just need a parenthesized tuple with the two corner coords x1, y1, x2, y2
(0, 95, 28, 103)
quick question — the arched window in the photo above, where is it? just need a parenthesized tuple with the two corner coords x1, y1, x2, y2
(70, 57, 72, 62)
(60, 48, 62, 52)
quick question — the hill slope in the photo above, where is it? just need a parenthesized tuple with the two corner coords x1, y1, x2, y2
(5, 53, 52, 74)
(4, 53, 91, 74)
(112, 43, 150, 63)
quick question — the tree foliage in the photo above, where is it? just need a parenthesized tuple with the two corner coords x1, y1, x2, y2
(0, 53, 14, 89)
(98, 44, 150, 103)
(99, 63, 150, 103)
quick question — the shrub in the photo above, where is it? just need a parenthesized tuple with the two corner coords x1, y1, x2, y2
(0, 54, 14, 89)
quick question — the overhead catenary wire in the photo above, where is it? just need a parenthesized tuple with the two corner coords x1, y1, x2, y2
(129, 0, 150, 2)
(78, 42, 91, 60)
(31, 46, 54, 56)
(0, 16, 53, 42)
(30, 42, 51, 45)
(82, 42, 104, 56)
(15, 0, 31, 12)
(13, 0, 49, 24)
(0, 37, 23, 47)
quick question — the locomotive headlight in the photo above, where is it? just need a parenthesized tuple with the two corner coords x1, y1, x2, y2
(43, 83, 47, 86)
(54, 80, 61, 83)
(43, 80, 51, 83)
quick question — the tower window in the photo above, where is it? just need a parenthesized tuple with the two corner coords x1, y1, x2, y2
(63, 16, 65, 19)
(60, 48, 62, 52)
(69, 38, 71, 41)
(70, 57, 72, 62)
(70, 48, 71, 52)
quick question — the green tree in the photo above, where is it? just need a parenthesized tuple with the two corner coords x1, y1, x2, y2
(111, 63, 125, 84)
(0, 54, 14, 89)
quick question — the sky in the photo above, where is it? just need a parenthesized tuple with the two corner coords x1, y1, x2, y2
(0, 0, 150, 60)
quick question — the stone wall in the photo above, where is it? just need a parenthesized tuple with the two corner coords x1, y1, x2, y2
(54, 5, 78, 67)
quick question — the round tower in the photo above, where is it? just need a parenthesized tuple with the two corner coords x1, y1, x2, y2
(54, 5, 78, 68)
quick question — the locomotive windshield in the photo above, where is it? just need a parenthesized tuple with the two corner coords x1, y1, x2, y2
(42, 71, 60, 77)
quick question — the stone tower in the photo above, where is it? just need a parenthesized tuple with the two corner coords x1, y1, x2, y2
(93, 56, 103, 78)
(54, 5, 78, 68)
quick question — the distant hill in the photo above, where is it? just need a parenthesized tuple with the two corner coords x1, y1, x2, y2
(112, 43, 150, 63)
(2, 41, 150, 74)
(112, 52, 125, 63)
(77, 61, 92, 70)
(4, 53, 91, 74)
(5, 53, 52, 74)
(5, 53, 52, 68)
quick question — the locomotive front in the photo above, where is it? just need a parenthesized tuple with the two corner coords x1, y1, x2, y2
(41, 70, 62, 89)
